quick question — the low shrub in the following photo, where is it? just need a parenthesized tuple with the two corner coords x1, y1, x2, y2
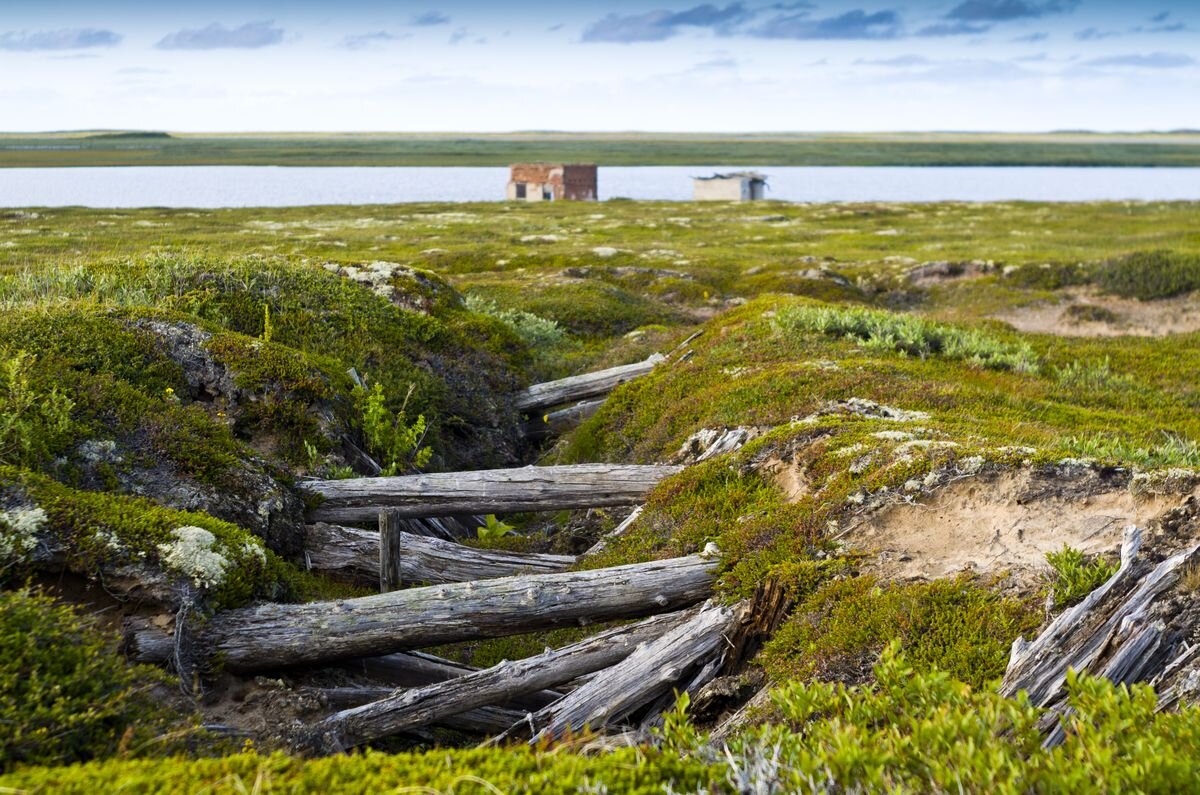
(1045, 545, 1117, 609)
(0, 588, 182, 771)
(761, 575, 1039, 688)
(774, 304, 1040, 373)
(1095, 250, 1200, 301)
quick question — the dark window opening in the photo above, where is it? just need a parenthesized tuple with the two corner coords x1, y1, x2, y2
(515, 183, 527, 199)
(543, 187, 553, 200)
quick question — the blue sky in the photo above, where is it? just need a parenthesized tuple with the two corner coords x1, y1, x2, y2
(0, 1, 1196, 131)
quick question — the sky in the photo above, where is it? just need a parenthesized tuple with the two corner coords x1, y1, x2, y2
(0, 0, 1197, 132)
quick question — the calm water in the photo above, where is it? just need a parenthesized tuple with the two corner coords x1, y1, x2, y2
(1, 165, 1198, 207)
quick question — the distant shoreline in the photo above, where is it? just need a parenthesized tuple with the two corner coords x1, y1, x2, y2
(1, 131, 1199, 168)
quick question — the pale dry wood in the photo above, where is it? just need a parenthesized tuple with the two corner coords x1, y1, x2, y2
(301, 611, 691, 753)
(583, 505, 644, 558)
(306, 523, 576, 585)
(129, 553, 718, 673)
(1001, 525, 1200, 714)
(508, 600, 741, 742)
(524, 398, 606, 440)
(514, 354, 664, 413)
(300, 463, 681, 524)
(314, 689, 524, 734)
(343, 650, 563, 711)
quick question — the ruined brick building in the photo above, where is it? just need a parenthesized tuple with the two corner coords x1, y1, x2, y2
(506, 163, 598, 201)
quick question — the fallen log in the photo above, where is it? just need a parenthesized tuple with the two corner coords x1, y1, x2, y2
(128, 553, 718, 674)
(346, 650, 563, 710)
(314, 689, 525, 735)
(299, 464, 681, 524)
(503, 600, 742, 743)
(583, 505, 644, 558)
(514, 354, 664, 413)
(305, 523, 576, 586)
(300, 610, 692, 753)
(1001, 526, 1198, 707)
(524, 398, 606, 440)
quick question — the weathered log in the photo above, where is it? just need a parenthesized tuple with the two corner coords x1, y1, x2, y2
(301, 611, 692, 753)
(1001, 526, 1200, 708)
(344, 650, 563, 710)
(506, 600, 741, 743)
(129, 553, 718, 673)
(300, 464, 682, 524)
(524, 398, 606, 440)
(314, 689, 525, 734)
(306, 523, 576, 586)
(514, 354, 664, 413)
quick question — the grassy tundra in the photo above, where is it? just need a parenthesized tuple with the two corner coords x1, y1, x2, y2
(3, 200, 1200, 791)
(2, 130, 1200, 167)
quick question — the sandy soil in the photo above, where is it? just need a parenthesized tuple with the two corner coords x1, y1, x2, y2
(841, 470, 1184, 582)
(996, 288, 1200, 337)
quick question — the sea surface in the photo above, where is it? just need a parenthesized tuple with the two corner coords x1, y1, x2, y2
(2, 165, 1198, 207)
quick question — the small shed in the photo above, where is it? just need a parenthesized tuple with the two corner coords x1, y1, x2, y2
(507, 163, 598, 202)
(692, 172, 768, 202)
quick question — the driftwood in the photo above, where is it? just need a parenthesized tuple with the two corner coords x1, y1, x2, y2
(1000, 525, 1200, 743)
(299, 464, 682, 524)
(504, 600, 742, 742)
(301, 611, 692, 753)
(305, 523, 575, 586)
(525, 398, 606, 440)
(514, 354, 664, 413)
(128, 553, 718, 673)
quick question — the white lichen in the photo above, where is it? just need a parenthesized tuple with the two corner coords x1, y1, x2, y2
(0, 506, 46, 561)
(157, 526, 228, 589)
(872, 430, 915, 442)
(958, 455, 986, 475)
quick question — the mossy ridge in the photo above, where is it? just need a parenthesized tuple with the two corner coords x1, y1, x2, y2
(0, 466, 332, 608)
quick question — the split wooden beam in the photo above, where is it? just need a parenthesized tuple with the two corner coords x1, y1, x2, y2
(306, 522, 576, 587)
(299, 610, 691, 753)
(314, 689, 526, 735)
(514, 354, 664, 413)
(505, 600, 743, 743)
(298, 463, 682, 524)
(127, 553, 718, 674)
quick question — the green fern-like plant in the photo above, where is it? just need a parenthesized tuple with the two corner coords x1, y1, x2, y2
(353, 381, 432, 476)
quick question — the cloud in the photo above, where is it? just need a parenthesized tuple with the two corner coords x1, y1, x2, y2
(1011, 31, 1049, 42)
(411, 12, 451, 26)
(945, 0, 1078, 22)
(855, 54, 932, 66)
(448, 28, 470, 45)
(1084, 52, 1196, 69)
(581, 4, 748, 43)
(917, 21, 990, 36)
(879, 58, 1037, 82)
(156, 21, 284, 50)
(0, 28, 121, 51)
(751, 8, 901, 40)
(1075, 27, 1121, 41)
(1149, 11, 1170, 23)
(341, 31, 409, 50)
(116, 66, 168, 75)
(692, 56, 739, 69)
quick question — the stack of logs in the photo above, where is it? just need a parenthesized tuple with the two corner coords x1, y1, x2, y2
(126, 458, 755, 755)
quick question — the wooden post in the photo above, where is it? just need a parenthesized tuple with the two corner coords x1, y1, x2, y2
(379, 510, 404, 592)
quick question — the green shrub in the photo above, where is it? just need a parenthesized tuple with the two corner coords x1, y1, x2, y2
(0, 588, 181, 771)
(1045, 545, 1117, 609)
(353, 382, 432, 475)
(774, 304, 1040, 373)
(761, 575, 1039, 688)
(0, 352, 75, 469)
(1096, 250, 1200, 301)
(464, 295, 568, 349)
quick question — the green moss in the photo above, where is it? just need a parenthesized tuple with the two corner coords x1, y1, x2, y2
(761, 576, 1039, 688)
(0, 466, 331, 609)
(0, 588, 183, 771)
